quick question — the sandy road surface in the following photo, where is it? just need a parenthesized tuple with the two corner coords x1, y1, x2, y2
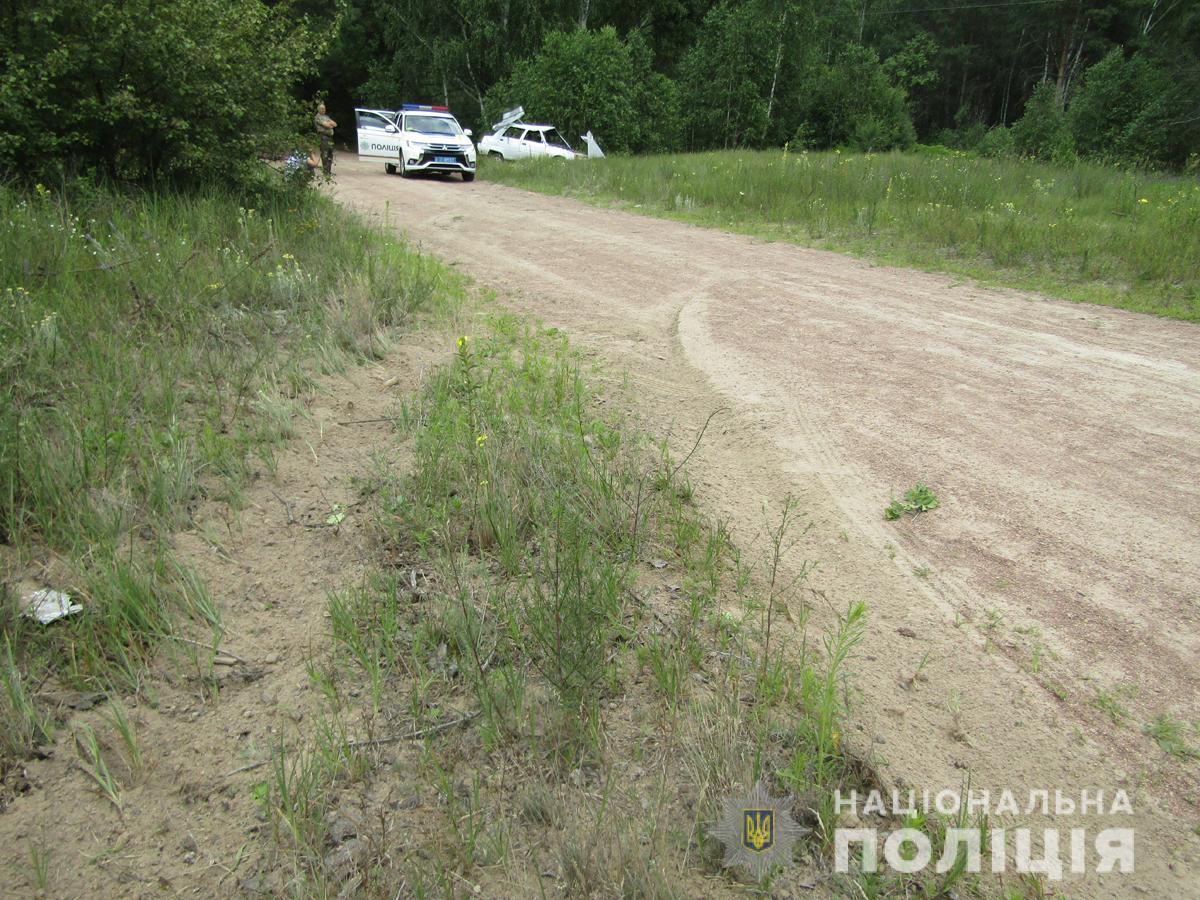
(332, 154, 1200, 896)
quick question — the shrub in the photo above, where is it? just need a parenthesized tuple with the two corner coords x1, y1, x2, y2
(1011, 83, 1074, 161)
(0, 0, 328, 186)
(1069, 48, 1200, 168)
(977, 125, 1015, 158)
(802, 45, 915, 152)
(910, 143, 958, 157)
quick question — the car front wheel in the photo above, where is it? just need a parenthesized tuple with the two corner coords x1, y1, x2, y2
(463, 172, 476, 182)
(487, 150, 504, 161)
(385, 163, 397, 175)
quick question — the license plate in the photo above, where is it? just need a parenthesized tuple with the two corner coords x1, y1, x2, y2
(434, 155, 456, 164)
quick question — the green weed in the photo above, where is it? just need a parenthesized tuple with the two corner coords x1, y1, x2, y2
(27, 833, 50, 892)
(1143, 714, 1200, 761)
(74, 724, 123, 812)
(884, 482, 940, 520)
(0, 635, 50, 768)
(780, 600, 869, 841)
(390, 322, 654, 756)
(102, 700, 143, 779)
(1093, 683, 1137, 726)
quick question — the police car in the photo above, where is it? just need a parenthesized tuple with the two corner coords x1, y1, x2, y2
(354, 104, 477, 181)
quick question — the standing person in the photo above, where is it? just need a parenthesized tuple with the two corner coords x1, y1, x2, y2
(314, 102, 336, 177)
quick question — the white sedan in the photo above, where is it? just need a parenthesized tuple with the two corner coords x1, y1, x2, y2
(478, 122, 579, 161)
(354, 104, 477, 181)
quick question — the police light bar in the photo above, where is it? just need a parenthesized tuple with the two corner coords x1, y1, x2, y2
(402, 103, 449, 112)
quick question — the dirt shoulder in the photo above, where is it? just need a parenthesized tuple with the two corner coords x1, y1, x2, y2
(331, 153, 1200, 897)
(0, 339, 452, 895)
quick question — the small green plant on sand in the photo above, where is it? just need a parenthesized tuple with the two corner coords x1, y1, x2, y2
(1143, 715, 1200, 761)
(885, 482, 940, 520)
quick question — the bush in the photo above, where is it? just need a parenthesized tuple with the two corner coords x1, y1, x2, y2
(977, 125, 1015, 158)
(486, 27, 679, 155)
(1011, 83, 1074, 161)
(1069, 48, 1200, 168)
(802, 45, 915, 152)
(0, 0, 328, 186)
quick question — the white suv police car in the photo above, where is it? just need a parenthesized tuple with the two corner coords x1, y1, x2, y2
(354, 104, 477, 181)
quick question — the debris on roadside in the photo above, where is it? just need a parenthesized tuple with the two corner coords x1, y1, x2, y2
(21, 588, 82, 624)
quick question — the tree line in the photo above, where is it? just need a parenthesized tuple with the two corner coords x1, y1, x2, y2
(2, 0, 1197, 186)
(319, 0, 1199, 168)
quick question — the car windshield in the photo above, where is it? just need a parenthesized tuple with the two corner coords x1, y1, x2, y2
(544, 129, 572, 151)
(404, 115, 461, 136)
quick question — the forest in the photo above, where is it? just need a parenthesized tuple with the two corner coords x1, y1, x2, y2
(313, 0, 1200, 168)
(1, 0, 1197, 185)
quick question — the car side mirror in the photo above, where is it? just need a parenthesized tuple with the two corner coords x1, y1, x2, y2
(384, 124, 397, 133)
(463, 128, 473, 138)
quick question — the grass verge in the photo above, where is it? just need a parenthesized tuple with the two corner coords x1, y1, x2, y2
(259, 314, 1041, 897)
(481, 150, 1200, 322)
(0, 180, 458, 778)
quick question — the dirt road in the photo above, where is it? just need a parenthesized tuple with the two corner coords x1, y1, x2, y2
(334, 154, 1200, 896)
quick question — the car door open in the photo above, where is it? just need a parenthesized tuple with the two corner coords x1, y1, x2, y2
(355, 108, 400, 165)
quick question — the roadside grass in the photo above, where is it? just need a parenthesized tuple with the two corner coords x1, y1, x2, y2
(1143, 715, 1200, 762)
(481, 150, 1200, 321)
(259, 315, 1044, 897)
(0, 181, 458, 777)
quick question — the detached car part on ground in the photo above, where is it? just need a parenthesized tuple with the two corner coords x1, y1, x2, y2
(476, 106, 604, 161)
(355, 104, 477, 181)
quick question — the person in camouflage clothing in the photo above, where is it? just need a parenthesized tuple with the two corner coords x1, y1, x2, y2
(314, 102, 336, 176)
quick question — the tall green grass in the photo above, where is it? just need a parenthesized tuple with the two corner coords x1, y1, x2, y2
(0, 181, 457, 769)
(483, 150, 1200, 321)
(291, 317, 1005, 897)
(389, 320, 649, 755)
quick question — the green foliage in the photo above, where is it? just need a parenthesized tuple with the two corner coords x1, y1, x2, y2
(884, 483, 940, 521)
(976, 125, 1015, 159)
(487, 27, 679, 154)
(804, 45, 916, 152)
(883, 32, 941, 95)
(1069, 48, 1200, 169)
(0, 0, 330, 186)
(315, 0, 1200, 170)
(0, 636, 50, 772)
(1143, 715, 1200, 761)
(395, 324, 642, 748)
(1011, 83, 1074, 162)
(679, 1, 774, 149)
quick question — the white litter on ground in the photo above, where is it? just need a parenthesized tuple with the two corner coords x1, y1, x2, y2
(21, 589, 82, 624)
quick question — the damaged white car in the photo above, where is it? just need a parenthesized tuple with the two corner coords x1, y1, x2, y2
(477, 107, 603, 161)
(354, 104, 477, 181)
